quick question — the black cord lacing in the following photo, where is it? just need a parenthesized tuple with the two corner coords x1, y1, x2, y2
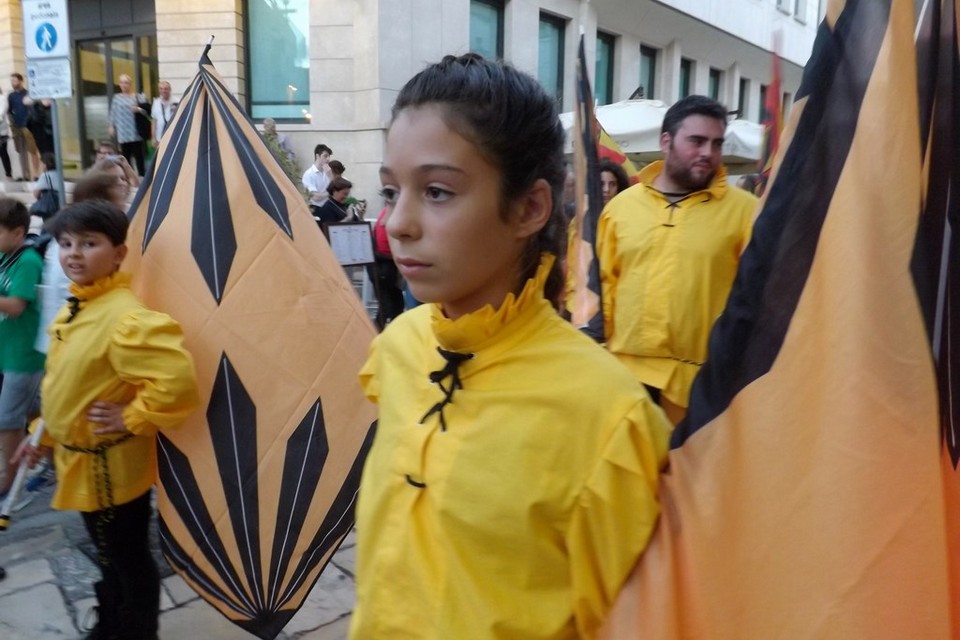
(419, 347, 474, 432)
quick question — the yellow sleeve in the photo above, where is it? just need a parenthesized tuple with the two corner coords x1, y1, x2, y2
(358, 335, 381, 404)
(108, 309, 200, 436)
(596, 211, 619, 343)
(567, 396, 671, 638)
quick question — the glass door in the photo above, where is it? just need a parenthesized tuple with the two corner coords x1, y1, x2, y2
(76, 36, 158, 169)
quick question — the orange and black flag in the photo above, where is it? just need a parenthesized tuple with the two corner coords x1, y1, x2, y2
(124, 44, 377, 639)
(756, 40, 783, 197)
(569, 34, 605, 340)
(601, 0, 958, 637)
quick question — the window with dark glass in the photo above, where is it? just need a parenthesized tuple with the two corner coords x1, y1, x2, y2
(595, 31, 615, 105)
(246, 0, 310, 121)
(679, 58, 693, 98)
(639, 45, 658, 99)
(538, 13, 565, 108)
(709, 67, 722, 101)
(470, 0, 504, 59)
(759, 83, 769, 121)
(738, 77, 750, 119)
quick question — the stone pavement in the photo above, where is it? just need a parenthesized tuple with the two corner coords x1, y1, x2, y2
(0, 482, 356, 639)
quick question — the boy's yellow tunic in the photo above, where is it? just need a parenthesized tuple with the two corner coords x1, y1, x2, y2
(39, 272, 199, 511)
(597, 161, 757, 407)
(351, 260, 670, 639)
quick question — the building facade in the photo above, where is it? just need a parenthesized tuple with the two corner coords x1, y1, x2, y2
(0, 0, 821, 203)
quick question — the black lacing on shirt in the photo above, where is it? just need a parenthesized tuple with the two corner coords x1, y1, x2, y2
(652, 188, 711, 227)
(419, 347, 474, 432)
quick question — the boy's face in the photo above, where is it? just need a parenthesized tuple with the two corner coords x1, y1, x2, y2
(0, 224, 25, 254)
(57, 231, 127, 286)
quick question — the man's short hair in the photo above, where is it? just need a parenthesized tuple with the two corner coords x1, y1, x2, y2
(327, 177, 352, 195)
(46, 200, 129, 246)
(314, 144, 332, 158)
(10, 73, 22, 82)
(661, 95, 728, 137)
(0, 198, 29, 232)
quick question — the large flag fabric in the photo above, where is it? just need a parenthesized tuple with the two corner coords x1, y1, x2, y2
(569, 35, 605, 339)
(601, 0, 958, 637)
(124, 46, 377, 639)
(756, 42, 783, 196)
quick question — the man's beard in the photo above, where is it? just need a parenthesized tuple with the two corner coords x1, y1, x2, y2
(665, 155, 715, 192)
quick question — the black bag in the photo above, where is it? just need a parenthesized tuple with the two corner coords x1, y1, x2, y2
(29, 174, 59, 220)
(135, 100, 152, 141)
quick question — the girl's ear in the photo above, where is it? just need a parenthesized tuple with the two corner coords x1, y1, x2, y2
(514, 178, 552, 239)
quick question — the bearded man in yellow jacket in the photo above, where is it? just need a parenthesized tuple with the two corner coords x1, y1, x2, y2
(596, 95, 758, 425)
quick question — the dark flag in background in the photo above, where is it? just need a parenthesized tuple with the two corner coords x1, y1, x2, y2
(569, 35, 605, 340)
(124, 45, 377, 639)
(756, 37, 783, 197)
(601, 0, 958, 637)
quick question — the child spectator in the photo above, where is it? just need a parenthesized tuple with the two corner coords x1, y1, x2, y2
(350, 54, 670, 639)
(0, 198, 45, 498)
(14, 200, 199, 639)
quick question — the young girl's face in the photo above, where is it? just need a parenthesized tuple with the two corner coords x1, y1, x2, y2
(380, 105, 541, 319)
(57, 231, 127, 286)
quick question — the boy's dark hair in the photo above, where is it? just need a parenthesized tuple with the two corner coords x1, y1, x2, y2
(327, 176, 352, 195)
(391, 53, 567, 307)
(314, 144, 332, 158)
(46, 200, 128, 246)
(598, 160, 630, 194)
(661, 95, 728, 137)
(328, 160, 345, 175)
(11, 72, 22, 82)
(0, 198, 30, 232)
(41, 151, 56, 171)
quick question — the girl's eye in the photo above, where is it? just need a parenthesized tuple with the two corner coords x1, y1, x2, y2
(425, 187, 451, 202)
(379, 187, 398, 205)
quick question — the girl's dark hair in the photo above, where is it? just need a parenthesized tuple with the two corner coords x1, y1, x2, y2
(391, 53, 567, 308)
(598, 160, 630, 194)
(41, 152, 56, 171)
(46, 200, 128, 246)
(327, 176, 352, 194)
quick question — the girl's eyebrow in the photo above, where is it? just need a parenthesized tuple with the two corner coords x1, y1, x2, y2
(380, 164, 465, 176)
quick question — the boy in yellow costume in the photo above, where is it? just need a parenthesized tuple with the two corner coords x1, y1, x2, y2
(15, 200, 199, 640)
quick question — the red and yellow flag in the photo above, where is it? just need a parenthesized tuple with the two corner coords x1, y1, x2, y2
(601, 0, 959, 637)
(756, 38, 783, 196)
(597, 126, 641, 185)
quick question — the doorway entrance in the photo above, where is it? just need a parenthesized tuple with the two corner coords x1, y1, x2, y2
(71, 35, 158, 171)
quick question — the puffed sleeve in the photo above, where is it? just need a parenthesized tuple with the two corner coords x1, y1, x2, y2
(567, 396, 671, 638)
(108, 309, 200, 436)
(357, 334, 381, 404)
(596, 211, 619, 344)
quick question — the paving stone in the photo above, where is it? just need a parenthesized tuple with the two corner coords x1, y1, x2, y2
(162, 572, 200, 606)
(0, 582, 77, 639)
(295, 615, 351, 639)
(339, 528, 357, 549)
(282, 564, 355, 635)
(331, 544, 356, 578)
(0, 558, 55, 597)
(158, 599, 262, 639)
(0, 525, 67, 565)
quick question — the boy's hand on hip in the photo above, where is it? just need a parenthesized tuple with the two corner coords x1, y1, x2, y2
(88, 401, 131, 435)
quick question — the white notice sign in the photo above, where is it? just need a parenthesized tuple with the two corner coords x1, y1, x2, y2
(27, 58, 72, 99)
(22, 0, 70, 59)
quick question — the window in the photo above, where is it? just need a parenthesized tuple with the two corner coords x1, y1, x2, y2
(795, 0, 808, 23)
(776, 0, 791, 13)
(639, 45, 658, 99)
(595, 31, 615, 106)
(738, 77, 750, 119)
(679, 58, 693, 98)
(759, 84, 769, 121)
(538, 13, 565, 108)
(470, 0, 504, 59)
(246, 0, 310, 120)
(708, 67, 722, 101)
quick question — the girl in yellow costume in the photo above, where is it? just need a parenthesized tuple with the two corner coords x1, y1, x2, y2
(350, 54, 671, 640)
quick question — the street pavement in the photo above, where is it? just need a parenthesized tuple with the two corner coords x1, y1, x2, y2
(0, 481, 357, 639)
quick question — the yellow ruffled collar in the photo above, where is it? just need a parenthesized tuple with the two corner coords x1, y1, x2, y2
(638, 160, 729, 200)
(431, 254, 555, 353)
(69, 271, 132, 300)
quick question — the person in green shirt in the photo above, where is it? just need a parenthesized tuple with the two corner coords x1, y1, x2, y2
(0, 198, 45, 496)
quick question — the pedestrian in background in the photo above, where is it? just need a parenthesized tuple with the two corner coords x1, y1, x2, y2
(108, 74, 147, 177)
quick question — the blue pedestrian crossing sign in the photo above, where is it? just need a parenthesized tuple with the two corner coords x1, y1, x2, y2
(36, 23, 57, 53)
(22, 0, 70, 59)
